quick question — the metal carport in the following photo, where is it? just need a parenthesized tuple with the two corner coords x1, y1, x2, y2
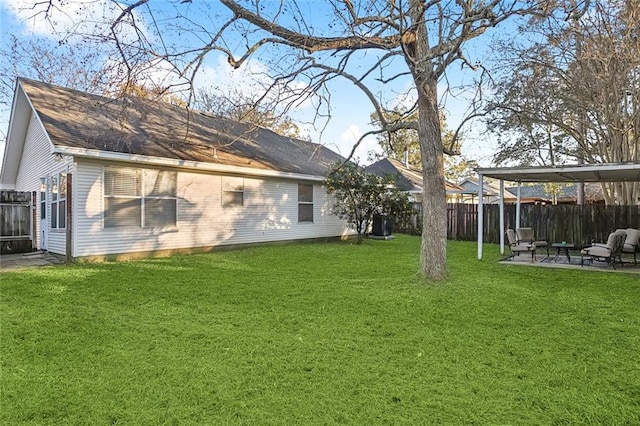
(475, 163, 640, 259)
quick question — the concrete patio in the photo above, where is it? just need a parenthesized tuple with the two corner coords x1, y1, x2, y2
(499, 251, 640, 274)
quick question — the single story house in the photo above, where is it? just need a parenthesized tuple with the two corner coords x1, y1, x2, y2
(459, 178, 517, 204)
(365, 157, 467, 205)
(0, 78, 353, 260)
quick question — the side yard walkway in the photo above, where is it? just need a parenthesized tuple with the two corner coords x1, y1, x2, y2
(0, 252, 64, 272)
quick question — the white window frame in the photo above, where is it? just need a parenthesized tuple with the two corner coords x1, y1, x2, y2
(50, 172, 66, 230)
(40, 180, 46, 220)
(143, 169, 178, 228)
(222, 176, 245, 207)
(298, 183, 314, 223)
(103, 167, 177, 229)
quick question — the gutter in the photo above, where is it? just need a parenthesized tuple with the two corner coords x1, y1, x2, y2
(52, 146, 327, 183)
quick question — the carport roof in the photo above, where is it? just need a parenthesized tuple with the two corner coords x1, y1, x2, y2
(477, 162, 640, 183)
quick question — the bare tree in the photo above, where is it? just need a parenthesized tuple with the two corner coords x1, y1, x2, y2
(485, 0, 639, 205)
(32, 0, 550, 281)
(0, 35, 120, 139)
(197, 88, 306, 139)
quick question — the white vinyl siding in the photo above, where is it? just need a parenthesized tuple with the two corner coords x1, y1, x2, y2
(14, 113, 71, 254)
(73, 159, 351, 258)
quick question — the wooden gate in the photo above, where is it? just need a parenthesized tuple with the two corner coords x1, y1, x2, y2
(1, 190, 33, 254)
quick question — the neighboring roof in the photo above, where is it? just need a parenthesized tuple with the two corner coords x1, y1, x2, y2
(365, 158, 463, 193)
(10, 78, 344, 177)
(459, 178, 517, 199)
(506, 182, 604, 202)
(477, 163, 640, 183)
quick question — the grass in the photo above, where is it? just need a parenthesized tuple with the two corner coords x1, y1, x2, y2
(1, 235, 639, 425)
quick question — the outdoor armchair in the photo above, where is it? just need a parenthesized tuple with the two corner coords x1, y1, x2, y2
(618, 228, 640, 264)
(506, 228, 536, 262)
(516, 227, 549, 256)
(592, 228, 639, 264)
(580, 230, 627, 269)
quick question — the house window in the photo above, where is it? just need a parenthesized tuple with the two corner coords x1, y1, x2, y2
(50, 173, 66, 229)
(298, 183, 314, 223)
(222, 177, 244, 206)
(40, 180, 46, 220)
(104, 167, 177, 228)
(144, 169, 177, 227)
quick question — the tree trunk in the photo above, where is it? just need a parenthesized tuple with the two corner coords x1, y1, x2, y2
(407, 0, 447, 281)
(417, 77, 448, 281)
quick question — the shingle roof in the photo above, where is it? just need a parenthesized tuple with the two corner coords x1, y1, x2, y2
(459, 178, 517, 199)
(19, 78, 344, 176)
(506, 183, 604, 202)
(365, 158, 464, 192)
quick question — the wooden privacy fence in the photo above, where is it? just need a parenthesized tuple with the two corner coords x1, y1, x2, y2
(1, 190, 33, 254)
(396, 203, 640, 248)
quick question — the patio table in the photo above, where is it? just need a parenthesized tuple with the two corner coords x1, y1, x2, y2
(552, 242, 574, 262)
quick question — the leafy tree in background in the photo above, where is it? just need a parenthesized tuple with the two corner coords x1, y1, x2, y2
(445, 156, 480, 183)
(370, 108, 424, 168)
(370, 108, 477, 183)
(325, 162, 413, 244)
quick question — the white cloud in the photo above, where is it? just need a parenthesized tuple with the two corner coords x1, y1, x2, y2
(1, 0, 149, 44)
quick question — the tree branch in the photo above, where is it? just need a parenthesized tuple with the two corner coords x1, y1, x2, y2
(220, 0, 401, 52)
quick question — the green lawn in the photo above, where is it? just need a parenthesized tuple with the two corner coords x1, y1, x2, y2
(1, 235, 639, 424)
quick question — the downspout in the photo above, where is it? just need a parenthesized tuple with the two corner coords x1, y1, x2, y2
(31, 191, 37, 251)
(65, 173, 72, 263)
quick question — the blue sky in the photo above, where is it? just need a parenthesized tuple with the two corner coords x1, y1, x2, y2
(0, 0, 504, 167)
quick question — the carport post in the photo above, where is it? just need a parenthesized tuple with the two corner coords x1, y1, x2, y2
(499, 179, 505, 255)
(515, 183, 521, 229)
(31, 191, 37, 250)
(477, 173, 484, 260)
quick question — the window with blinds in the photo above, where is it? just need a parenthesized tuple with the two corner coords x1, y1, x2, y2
(144, 169, 177, 227)
(298, 183, 314, 223)
(222, 177, 244, 207)
(104, 167, 177, 228)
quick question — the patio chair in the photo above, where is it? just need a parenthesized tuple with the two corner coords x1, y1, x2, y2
(619, 228, 640, 264)
(516, 227, 549, 257)
(506, 228, 535, 262)
(580, 230, 627, 269)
